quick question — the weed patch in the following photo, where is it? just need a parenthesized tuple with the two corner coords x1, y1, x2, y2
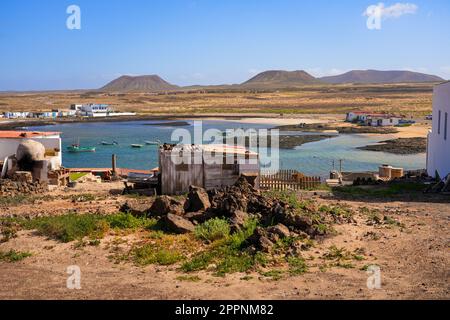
(0, 250, 32, 262)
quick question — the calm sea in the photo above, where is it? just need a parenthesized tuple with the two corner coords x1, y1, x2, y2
(33, 120, 426, 177)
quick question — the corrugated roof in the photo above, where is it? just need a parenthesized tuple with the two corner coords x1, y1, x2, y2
(161, 144, 258, 156)
(0, 131, 61, 139)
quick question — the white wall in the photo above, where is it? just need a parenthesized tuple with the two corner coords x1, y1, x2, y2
(0, 136, 62, 169)
(427, 82, 450, 178)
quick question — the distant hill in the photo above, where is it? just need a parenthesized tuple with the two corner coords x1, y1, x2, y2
(320, 70, 444, 84)
(242, 70, 320, 87)
(100, 75, 178, 92)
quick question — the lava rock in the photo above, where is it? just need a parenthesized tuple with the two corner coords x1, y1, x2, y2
(164, 213, 195, 234)
(267, 223, 291, 239)
(184, 186, 211, 213)
(229, 210, 250, 233)
(149, 196, 184, 217)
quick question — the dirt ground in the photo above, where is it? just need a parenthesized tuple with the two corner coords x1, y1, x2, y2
(0, 182, 448, 300)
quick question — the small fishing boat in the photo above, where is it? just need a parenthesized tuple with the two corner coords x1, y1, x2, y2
(145, 140, 161, 145)
(131, 144, 144, 148)
(101, 141, 118, 146)
(67, 144, 96, 153)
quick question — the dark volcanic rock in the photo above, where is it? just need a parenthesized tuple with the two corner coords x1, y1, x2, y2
(164, 213, 195, 234)
(229, 210, 250, 233)
(267, 223, 291, 239)
(184, 186, 211, 213)
(208, 176, 271, 216)
(248, 227, 274, 253)
(184, 210, 216, 223)
(149, 196, 184, 216)
(357, 137, 427, 155)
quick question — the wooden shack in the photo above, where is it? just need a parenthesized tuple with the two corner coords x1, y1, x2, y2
(159, 144, 260, 195)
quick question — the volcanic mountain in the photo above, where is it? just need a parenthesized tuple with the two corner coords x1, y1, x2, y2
(320, 70, 444, 84)
(242, 70, 320, 87)
(99, 75, 178, 92)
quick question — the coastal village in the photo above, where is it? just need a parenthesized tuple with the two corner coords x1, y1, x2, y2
(0, 80, 449, 300)
(0, 103, 136, 119)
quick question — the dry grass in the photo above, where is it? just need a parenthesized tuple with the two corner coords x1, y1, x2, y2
(0, 83, 435, 116)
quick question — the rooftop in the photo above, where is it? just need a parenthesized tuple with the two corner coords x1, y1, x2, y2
(161, 144, 259, 156)
(0, 131, 61, 139)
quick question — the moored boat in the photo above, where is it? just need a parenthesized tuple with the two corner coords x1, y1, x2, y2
(131, 144, 144, 148)
(67, 144, 96, 153)
(145, 140, 160, 145)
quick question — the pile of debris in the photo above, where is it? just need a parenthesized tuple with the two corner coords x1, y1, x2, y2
(122, 176, 340, 252)
(0, 173, 48, 196)
(425, 174, 450, 193)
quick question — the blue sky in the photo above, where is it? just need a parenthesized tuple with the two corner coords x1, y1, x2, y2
(0, 0, 449, 90)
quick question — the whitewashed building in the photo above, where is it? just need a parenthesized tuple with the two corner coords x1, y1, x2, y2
(0, 131, 62, 170)
(427, 81, 450, 178)
(365, 116, 400, 127)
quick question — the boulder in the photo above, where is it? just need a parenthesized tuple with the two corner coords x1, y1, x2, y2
(229, 210, 249, 233)
(184, 210, 216, 223)
(149, 196, 184, 217)
(267, 223, 291, 239)
(164, 213, 195, 234)
(119, 201, 149, 217)
(184, 186, 211, 212)
(248, 227, 274, 253)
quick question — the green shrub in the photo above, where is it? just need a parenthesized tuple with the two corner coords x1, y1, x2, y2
(194, 218, 230, 242)
(133, 244, 184, 266)
(0, 250, 32, 262)
(24, 214, 109, 243)
(287, 256, 308, 275)
(107, 213, 156, 230)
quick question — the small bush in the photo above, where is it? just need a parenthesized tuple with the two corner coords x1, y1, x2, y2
(194, 218, 230, 242)
(25, 214, 109, 243)
(133, 244, 184, 266)
(0, 250, 32, 262)
(287, 256, 308, 275)
(107, 213, 156, 230)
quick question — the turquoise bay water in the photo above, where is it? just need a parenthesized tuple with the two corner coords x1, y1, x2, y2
(33, 120, 426, 177)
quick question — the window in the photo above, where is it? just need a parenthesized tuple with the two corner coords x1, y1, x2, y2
(438, 110, 441, 134)
(445, 112, 448, 141)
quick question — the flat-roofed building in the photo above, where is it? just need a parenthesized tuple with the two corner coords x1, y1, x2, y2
(427, 81, 450, 178)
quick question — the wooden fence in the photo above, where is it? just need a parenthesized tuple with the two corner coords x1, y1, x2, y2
(260, 169, 321, 191)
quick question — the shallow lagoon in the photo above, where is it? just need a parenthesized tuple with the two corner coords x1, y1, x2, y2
(34, 120, 426, 177)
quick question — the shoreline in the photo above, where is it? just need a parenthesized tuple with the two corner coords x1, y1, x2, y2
(0, 113, 337, 130)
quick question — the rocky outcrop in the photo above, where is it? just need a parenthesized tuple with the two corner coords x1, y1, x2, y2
(148, 196, 184, 217)
(184, 186, 211, 213)
(164, 213, 195, 234)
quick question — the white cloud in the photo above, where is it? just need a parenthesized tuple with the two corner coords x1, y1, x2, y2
(402, 67, 429, 73)
(440, 67, 450, 78)
(306, 68, 346, 78)
(363, 2, 418, 20)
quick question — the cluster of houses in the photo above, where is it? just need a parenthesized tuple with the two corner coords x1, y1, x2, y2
(345, 111, 401, 127)
(0, 104, 136, 119)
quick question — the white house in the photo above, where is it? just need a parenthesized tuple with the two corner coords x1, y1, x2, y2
(365, 116, 400, 127)
(346, 111, 399, 125)
(0, 131, 62, 170)
(427, 81, 450, 178)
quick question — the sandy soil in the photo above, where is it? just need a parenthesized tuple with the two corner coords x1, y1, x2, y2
(0, 183, 448, 300)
